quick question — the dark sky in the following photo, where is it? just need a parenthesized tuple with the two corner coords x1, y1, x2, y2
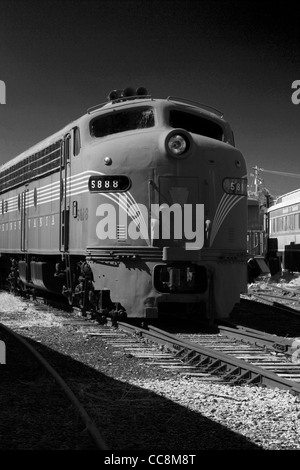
(0, 0, 299, 196)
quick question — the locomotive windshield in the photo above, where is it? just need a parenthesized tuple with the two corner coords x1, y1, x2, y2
(91, 106, 155, 137)
(169, 110, 224, 141)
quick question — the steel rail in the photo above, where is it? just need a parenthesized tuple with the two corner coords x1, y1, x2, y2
(0, 321, 108, 450)
(249, 292, 300, 303)
(217, 325, 294, 354)
(246, 293, 300, 315)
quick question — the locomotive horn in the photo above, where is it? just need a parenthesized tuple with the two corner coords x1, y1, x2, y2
(122, 87, 135, 97)
(108, 89, 122, 101)
(136, 87, 148, 96)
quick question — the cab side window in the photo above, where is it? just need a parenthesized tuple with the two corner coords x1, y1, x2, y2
(73, 127, 81, 156)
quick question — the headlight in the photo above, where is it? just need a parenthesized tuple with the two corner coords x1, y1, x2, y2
(165, 130, 192, 158)
(168, 135, 187, 154)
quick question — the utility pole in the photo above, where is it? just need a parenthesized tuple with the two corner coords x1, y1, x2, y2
(251, 165, 264, 197)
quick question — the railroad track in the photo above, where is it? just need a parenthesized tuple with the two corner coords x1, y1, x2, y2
(4, 290, 300, 450)
(4, 292, 300, 398)
(154, 325, 300, 392)
(247, 284, 300, 313)
(28, 296, 300, 395)
(0, 320, 108, 450)
(59, 313, 300, 396)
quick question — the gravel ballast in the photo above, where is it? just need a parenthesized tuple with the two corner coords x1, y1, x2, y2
(1, 290, 300, 450)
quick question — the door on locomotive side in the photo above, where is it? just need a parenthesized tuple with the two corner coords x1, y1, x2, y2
(20, 186, 29, 252)
(59, 133, 72, 253)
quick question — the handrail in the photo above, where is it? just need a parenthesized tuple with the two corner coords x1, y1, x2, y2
(166, 96, 224, 117)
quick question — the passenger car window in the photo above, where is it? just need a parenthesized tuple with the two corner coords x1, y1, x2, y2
(73, 127, 81, 156)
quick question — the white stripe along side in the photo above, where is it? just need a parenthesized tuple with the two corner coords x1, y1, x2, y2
(2, 170, 149, 237)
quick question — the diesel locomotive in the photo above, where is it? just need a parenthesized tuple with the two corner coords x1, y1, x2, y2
(0, 87, 248, 321)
